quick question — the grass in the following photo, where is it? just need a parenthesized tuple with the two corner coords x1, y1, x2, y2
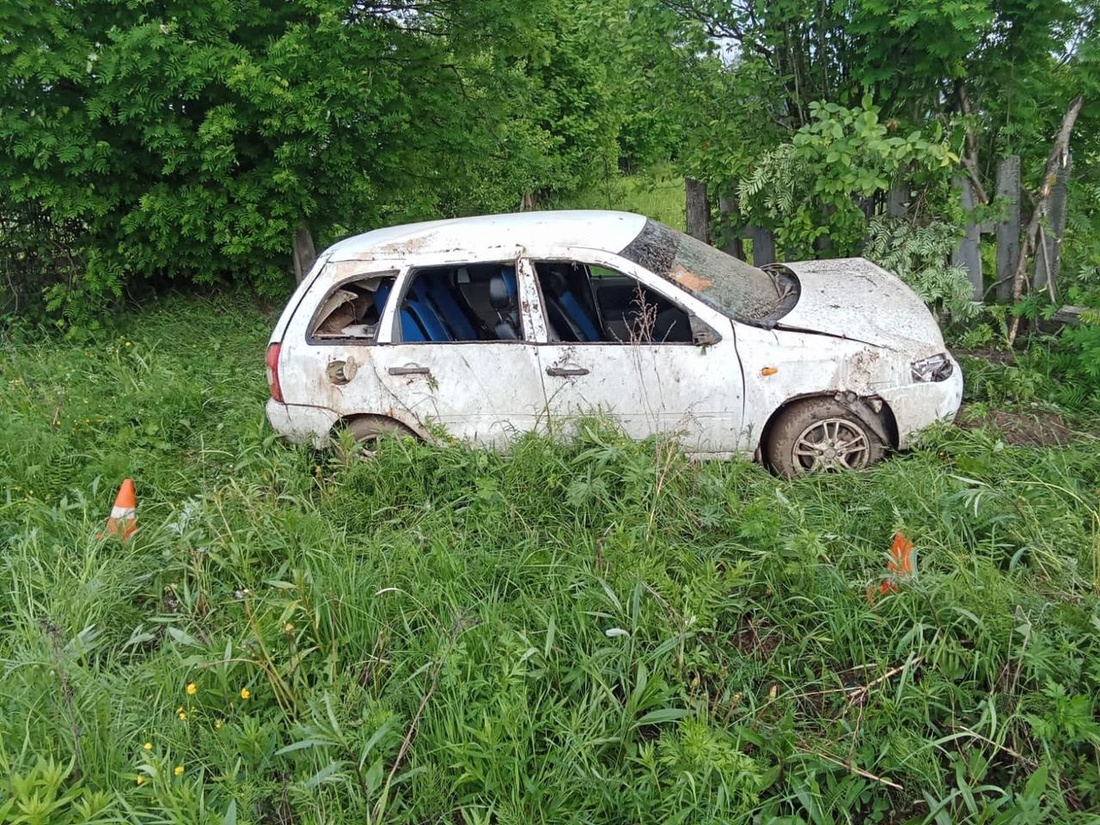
(1, 294, 1100, 824)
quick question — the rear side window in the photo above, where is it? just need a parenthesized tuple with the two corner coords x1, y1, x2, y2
(309, 274, 396, 342)
(394, 263, 524, 343)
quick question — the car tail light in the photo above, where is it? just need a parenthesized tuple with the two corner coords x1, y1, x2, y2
(266, 343, 284, 402)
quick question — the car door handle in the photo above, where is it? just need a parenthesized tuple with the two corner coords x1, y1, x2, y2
(389, 365, 431, 376)
(546, 366, 590, 377)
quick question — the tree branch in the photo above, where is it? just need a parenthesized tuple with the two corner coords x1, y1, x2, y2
(955, 79, 989, 205)
(1007, 95, 1084, 343)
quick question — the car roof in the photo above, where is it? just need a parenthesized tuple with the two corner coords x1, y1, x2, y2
(324, 210, 649, 262)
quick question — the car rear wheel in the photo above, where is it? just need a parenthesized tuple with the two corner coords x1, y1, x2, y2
(765, 399, 885, 477)
(338, 415, 417, 460)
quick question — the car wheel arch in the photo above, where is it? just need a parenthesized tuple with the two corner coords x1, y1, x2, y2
(335, 413, 424, 444)
(759, 391, 899, 463)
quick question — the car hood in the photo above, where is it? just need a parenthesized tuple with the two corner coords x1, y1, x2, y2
(776, 258, 946, 353)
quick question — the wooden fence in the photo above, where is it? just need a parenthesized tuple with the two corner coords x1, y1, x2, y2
(689, 154, 1072, 305)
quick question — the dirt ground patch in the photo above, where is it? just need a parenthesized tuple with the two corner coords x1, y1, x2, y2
(956, 347, 1018, 366)
(958, 403, 1080, 447)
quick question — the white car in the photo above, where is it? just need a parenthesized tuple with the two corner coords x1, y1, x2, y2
(265, 210, 962, 475)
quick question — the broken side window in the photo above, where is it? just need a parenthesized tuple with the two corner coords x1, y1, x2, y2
(532, 260, 694, 344)
(310, 274, 396, 342)
(395, 263, 524, 343)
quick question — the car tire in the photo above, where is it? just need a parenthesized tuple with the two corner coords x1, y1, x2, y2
(338, 415, 417, 460)
(764, 398, 886, 478)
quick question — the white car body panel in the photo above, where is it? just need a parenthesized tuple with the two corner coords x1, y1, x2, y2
(515, 252, 745, 452)
(265, 210, 963, 461)
(780, 258, 947, 353)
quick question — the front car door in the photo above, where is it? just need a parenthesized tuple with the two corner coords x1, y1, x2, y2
(520, 250, 746, 455)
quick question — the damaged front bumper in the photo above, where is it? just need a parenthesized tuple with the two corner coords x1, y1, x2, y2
(877, 355, 964, 449)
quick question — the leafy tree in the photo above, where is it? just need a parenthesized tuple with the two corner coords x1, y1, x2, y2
(0, 0, 552, 317)
(657, 0, 1091, 131)
(738, 99, 958, 256)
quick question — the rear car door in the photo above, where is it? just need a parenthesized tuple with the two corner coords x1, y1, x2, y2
(363, 254, 548, 446)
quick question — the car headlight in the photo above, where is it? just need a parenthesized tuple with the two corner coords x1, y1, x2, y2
(911, 353, 954, 383)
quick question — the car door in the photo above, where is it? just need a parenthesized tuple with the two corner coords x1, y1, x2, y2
(522, 252, 746, 455)
(363, 254, 548, 447)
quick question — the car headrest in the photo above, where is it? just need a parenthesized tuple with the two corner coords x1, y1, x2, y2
(489, 272, 513, 310)
(541, 268, 567, 295)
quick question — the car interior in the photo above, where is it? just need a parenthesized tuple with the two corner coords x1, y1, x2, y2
(310, 260, 696, 344)
(309, 274, 396, 340)
(394, 263, 521, 342)
(533, 261, 693, 344)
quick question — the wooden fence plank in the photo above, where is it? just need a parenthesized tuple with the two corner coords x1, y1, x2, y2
(995, 155, 1020, 303)
(951, 176, 983, 300)
(746, 226, 775, 266)
(685, 178, 709, 243)
(1033, 153, 1072, 296)
(717, 194, 745, 260)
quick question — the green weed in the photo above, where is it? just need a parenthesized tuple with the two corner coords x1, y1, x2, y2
(1, 295, 1099, 823)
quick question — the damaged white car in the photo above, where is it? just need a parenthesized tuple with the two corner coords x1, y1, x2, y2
(265, 210, 962, 475)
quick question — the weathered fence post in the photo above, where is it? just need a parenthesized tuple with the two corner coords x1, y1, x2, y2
(951, 176, 983, 300)
(1033, 152, 1072, 297)
(887, 185, 908, 218)
(746, 226, 776, 266)
(717, 194, 745, 260)
(293, 221, 317, 284)
(995, 156, 1021, 303)
(685, 178, 710, 243)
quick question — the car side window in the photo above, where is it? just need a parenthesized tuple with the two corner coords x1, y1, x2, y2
(309, 274, 396, 342)
(532, 260, 694, 344)
(394, 263, 524, 343)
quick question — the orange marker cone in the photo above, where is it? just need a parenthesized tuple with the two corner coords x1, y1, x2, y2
(866, 532, 915, 603)
(102, 478, 137, 541)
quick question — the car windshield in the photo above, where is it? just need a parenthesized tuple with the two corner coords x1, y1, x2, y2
(618, 219, 798, 325)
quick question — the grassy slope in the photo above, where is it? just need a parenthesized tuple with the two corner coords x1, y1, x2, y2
(2, 295, 1099, 824)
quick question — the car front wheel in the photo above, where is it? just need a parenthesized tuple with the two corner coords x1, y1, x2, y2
(764, 398, 886, 477)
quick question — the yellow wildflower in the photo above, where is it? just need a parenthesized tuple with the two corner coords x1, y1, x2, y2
(174, 765, 184, 777)
(178, 711, 187, 721)
(239, 688, 251, 700)
(143, 742, 153, 751)
(136, 775, 145, 785)
(214, 719, 223, 730)
(186, 682, 197, 696)
(284, 622, 294, 633)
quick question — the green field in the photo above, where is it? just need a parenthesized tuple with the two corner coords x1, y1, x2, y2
(2, 296, 1099, 824)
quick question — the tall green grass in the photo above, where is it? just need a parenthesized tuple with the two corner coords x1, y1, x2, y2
(1, 296, 1099, 823)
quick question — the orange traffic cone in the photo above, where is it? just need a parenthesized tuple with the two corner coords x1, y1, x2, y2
(102, 478, 137, 541)
(866, 532, 915, 603)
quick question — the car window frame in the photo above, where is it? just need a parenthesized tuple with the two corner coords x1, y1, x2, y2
(380, 251, 537, 345)
(518, 249, 727, 346)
